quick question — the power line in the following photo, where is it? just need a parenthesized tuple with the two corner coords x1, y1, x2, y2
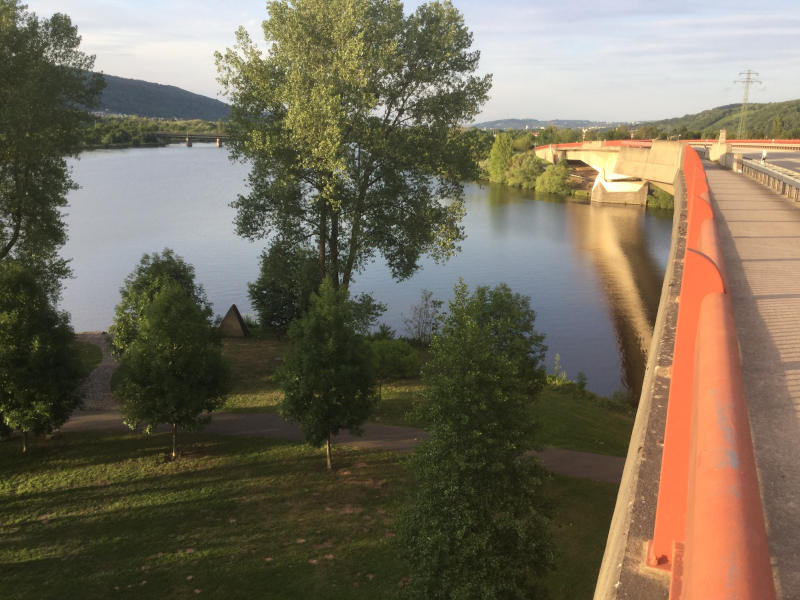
(733, 70, 762, 139)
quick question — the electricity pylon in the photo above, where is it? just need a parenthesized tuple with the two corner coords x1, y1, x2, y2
(734, 70, 761, 139)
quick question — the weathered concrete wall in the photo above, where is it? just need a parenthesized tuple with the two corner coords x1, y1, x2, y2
(593, 170, 686, 600)
(612, 141, 682, 191)
(591, 178, 649, 205)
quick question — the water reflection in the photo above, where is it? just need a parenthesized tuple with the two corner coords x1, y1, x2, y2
(565, 203, 666, 398)
(469, 183, 669, 397)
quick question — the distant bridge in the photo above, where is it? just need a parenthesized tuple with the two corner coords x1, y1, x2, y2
(536, 138, 800, 207)
(153, 132, 229, 147)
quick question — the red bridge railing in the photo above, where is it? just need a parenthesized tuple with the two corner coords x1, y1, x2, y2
(646, 146, 775, 598)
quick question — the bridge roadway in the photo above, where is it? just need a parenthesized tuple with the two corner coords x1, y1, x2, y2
(706, 163, 800, 598)
(742, 151, 800, 173)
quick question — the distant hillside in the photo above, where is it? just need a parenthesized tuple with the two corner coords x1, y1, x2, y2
(645, 99, 800, 136)
(96, 74, 230, 121)
(471, 118, 618, 130)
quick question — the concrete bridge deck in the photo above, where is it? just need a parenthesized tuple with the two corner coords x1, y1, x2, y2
(707, 163, 800, 598)
(595, 150, 800, 599)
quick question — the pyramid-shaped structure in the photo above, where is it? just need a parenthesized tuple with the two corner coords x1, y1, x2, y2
(218, 304, 249, 338)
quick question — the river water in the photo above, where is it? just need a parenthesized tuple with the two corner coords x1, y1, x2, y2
(60, 144, 672, 396)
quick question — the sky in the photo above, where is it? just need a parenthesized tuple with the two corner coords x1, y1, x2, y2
(23, 0, 800, 123)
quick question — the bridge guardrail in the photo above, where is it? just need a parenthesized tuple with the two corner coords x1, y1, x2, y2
(645, 146, 775, 599)
(738, 159, 800, 202)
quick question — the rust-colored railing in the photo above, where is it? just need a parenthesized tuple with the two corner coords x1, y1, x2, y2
(646, 146, 775, 599)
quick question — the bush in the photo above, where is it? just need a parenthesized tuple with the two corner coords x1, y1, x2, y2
(371, 338, 421, 381)
(647, 186, 674, 210)
(403, 289, 443, 346)
(506, 153, 547, 189)
(535, 161, 572, 195)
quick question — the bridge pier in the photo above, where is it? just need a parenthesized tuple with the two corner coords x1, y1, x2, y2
(216, 138, 223, 148)
(185, 136, 192, 148)
(591, 170, 649, 205)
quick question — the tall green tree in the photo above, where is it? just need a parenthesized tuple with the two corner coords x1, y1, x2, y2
(278, 278, 375, 469)
(0, 261, 84, 453)
(487, 132, 513, 183)
(109, 249, 211, 359)
(249, 238, 321, 334)
(216, 0, 491, 289)
(0, 1, 103, 297)
(401, 281, 553, 599)
(113, 282, 229, 460)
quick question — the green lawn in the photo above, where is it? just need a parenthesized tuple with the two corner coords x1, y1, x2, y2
(218, 337, 635, 456)
(543, 475, 619, 598)
(73, 340, 103, 378)
(0, 432, 616, 599)
(373, 380, 427, 429)
(220, 337, 287, 412)
(533, 384, 635, 457)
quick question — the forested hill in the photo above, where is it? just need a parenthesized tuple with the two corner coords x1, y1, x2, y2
(472, 118, 614, 130)
(645, 99, 800, 137)
(96, 74, 230, 121)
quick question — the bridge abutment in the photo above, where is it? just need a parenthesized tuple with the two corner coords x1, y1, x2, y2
(591, 176, 649, 205)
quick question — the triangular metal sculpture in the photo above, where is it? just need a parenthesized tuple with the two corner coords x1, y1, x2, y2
(218, 304, 249, 338)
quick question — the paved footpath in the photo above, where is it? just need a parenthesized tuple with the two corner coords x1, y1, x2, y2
(62, 409, 625, 483)
(66, 333, 625, 484)
(706, 163, 800, 599)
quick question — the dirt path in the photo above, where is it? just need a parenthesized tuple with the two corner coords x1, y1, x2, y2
(68, 334, 625, 483)
(76, 332, 119, 411)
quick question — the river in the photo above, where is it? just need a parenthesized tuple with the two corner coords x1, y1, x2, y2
(60, 144, 672, 396)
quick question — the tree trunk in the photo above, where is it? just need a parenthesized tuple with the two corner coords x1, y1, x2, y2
(326, 432, 333, 470)
(171, 423, 178, 461)
(330, 210, 340, 289)
(22, 430, 27, 454)
(318, 200, 327, 280)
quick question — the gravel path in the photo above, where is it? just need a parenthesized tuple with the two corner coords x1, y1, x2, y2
(69, 333, 625, 483)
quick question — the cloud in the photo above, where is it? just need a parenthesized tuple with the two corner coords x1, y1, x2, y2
(23, 0, 800, 121)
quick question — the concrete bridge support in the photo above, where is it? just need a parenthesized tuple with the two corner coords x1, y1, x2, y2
(591, 178, 648, 205)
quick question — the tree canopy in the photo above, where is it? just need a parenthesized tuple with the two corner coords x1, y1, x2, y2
(109, 249, 212, 359)
(113, 282, 229, 459)
(278, 278, 375, 469)
(248, 238, 321, 335)
(0, 261, 83, 452)
(216, 0, 491, 289)
(401, 281, 553, 598)
(0, 1, 103, 296)
(535, 160, 572, 196)
(487, 132, 513, 183)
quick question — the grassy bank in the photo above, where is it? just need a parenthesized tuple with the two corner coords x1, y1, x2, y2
(219, 337, 635, 457)
(0, 432, 615, 599)
(73, 340, 103, 377)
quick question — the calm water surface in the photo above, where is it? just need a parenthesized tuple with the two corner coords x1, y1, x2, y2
(61, 145, 672, 396)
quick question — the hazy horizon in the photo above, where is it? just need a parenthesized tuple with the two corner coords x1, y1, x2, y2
(23, 0, 800, 123)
